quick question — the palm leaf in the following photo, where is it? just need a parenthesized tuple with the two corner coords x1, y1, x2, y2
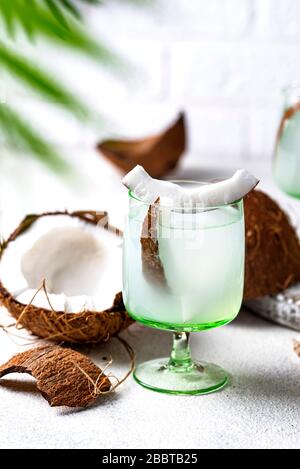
(1, 1, 16, 38)
(52, 0, 103, 22)
(0, 43, 91, 120)
(0, 1, 122, 68)
(0, 104, 69, 172)
(77, 0, 102, 4)
(45, 0, 71, 29)
(111, 0, 154, 5)
(0, 0, 142, 171)
(55, 0, 82, 20)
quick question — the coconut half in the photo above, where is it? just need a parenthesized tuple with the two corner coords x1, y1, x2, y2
(244, 190, 300, 300)
(0, 211, 132, 343)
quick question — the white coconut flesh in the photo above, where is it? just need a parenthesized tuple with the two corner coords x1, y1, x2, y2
(122, 165, 259, 206)
(0, 215, 122, 313)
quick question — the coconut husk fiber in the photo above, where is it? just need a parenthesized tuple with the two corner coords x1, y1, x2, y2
(0, 211, 133, 344)
(97, 113, 186, 178)
(244, 190, 300, 300)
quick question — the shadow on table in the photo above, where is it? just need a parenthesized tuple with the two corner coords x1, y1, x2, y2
(83, 324, 172, 367)
(0, 377, 37, 395)
(230, 308, 287, 331)
(89, 309, 283, 370)
(230, 368, 300, 402)
(122, 324, 172, 363)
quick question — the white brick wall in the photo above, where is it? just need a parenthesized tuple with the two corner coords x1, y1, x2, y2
(170, 43, 300, 105)
(4, 0, 300, 165)
(268, 0, 300, 38)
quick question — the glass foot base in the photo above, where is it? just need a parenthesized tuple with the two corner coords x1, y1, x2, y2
(133, 358, 229, 395)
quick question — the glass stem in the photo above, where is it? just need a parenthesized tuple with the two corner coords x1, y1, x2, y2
(168, 332, 194, 372)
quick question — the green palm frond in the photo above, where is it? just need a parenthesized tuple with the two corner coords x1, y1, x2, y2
(55, 0, 83, 20)
(51, 0, 102, 24)
(0, 103, 69, 172)
(0, 43, 92, 120)
(45, 0, 72, 29)
(0, 0, 147, 172)
(0, 43, 93, 121)
(0, 1, 121, 67)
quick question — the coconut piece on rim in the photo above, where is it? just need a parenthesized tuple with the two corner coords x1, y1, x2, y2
(244, 190, 300, 300)
(123, 166, 259, 207)
(0, 211, 132, 343)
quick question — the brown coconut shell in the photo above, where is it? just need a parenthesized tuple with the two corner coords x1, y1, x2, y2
(0, 211, 133, 344)
(140, 198, 167, 287)
(244, 190, 300, 300)
(0, 345, 111, 407)
(294, 340, 300, 357)
(275, 101, 300, 149)
(97, 113, 186, 178)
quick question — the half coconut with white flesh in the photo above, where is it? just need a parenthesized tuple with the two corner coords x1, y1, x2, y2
(123, 166, 259, 324)
(0, 211, 132, 343)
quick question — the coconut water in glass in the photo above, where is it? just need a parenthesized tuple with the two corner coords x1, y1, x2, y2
(123, 181, 245, 395)
(274, 82, 300, 198)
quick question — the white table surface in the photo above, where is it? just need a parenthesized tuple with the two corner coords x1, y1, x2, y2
(0, 150, 300, 449)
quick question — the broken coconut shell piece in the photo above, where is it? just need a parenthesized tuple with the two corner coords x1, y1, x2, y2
(141, 198, 167, 287)
(0, 345, 111, 407)
(244, 190, 300, 300)
(97, 113, 186, 178)
(294, 340, 300, 356)
(0, 211, 133, 344)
